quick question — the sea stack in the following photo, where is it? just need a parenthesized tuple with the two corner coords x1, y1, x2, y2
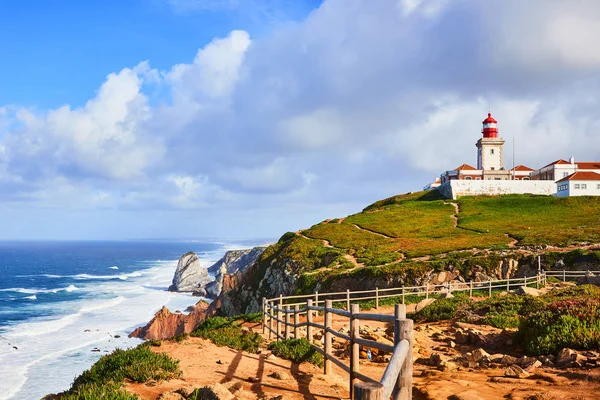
(168, 251, 210, 294)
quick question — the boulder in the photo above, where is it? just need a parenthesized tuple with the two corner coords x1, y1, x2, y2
(524, 360, 542, 372)
(557, 348, 582, 366)
(449, 390, 486, 400)
(157, 392, 185, 400)
(169, 252, 210, 293)
(193, 383, 235, 400)
(504, 365, 530, 379)
(500, 355, 518, 366)
(415, 298, 436, 312)
(516, 286, 540, 297)
(268, 371, 290, 380)
(440, 292, 455, 299)
(468, 348, 491, 364)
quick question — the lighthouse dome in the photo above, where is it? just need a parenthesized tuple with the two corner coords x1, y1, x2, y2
(482, 112, 498, 138)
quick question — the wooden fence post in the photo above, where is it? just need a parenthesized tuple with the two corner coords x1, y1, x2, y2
(294, 304, 299, 338)
(262, 297, 266, 334)
(268, 303, 273, 340)
(401, 287, 405, 305)
(488, 280, 492, 297)
(393, 304, 407, 400)
(469, 281, 473, 298)
(350, 303, 360, 399)
(285, 305, 291, 340)
(375, 287, 379, 310)
(276, 305, 282, 341)
(563, 270, 566, 282)
(425, 285, 429, 299)
(314, 291, 319, 319)
(307, 299, 313, 342)
(398, 310, 413, 400)
(324, 300, 333, 375)
(354, 382, 384, 400)
(347, 289, 351, 311)
(506, 278, 509, 293)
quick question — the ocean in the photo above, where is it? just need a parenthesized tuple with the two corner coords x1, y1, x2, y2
(0, 240, 262, 400)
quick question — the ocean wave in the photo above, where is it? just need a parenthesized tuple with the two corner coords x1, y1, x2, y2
(109, 266, 119, 270)
(24, 295, 37, 300)
(0, 285, 80, 295)
(10, 296, 126, 337)
(16, 271, 145, 281)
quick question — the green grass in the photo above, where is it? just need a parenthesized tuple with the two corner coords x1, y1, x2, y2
(63, 345, 181, 399)
(190, 316, 263, 353)
(413, 294, 472, 323)
(268, 338, 324, 367)
(458, 195, 600, 246)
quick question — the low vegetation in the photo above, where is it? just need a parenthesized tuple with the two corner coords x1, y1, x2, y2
(268, 338, 324, 367)
(411, 285, 600, 356)
(63, 345, 181, 399)
(190, 316, 263, 353)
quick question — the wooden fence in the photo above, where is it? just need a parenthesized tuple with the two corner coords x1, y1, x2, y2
(264, 299, 413, 400)
(261, 270, 600, 399)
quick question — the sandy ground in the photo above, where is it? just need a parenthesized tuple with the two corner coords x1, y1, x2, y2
(126, 307, 600, 400)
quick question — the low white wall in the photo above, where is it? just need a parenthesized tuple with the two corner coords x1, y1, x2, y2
(438, 180, 556, 200)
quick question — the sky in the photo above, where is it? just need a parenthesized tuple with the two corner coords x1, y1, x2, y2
(1, 0, 600, 241)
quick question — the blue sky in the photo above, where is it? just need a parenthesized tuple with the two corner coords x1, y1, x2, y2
(1, 0, 600, 240)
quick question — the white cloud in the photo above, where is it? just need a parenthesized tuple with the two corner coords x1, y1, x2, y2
(3, 0, 600, 239)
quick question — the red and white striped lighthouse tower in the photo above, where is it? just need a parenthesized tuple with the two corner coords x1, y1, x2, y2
(476, 112, 505, 173)
(481, 113, 498, 138)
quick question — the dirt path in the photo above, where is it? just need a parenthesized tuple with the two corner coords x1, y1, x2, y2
(352, 223, 394, 239)
(444, 201, 460, 228)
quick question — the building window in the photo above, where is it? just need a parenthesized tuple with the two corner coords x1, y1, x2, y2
(597, 184, 600, 190)
(563, 172, 569, 178)
(476, 177, 481, 180)
(491, 167, 495, 170)
(575, 184, 580, 189)
(523, 177, 530, 180)
(490, 149, 495, 155)
(582, 184, 587, 189)
(465, 176, 472, 180)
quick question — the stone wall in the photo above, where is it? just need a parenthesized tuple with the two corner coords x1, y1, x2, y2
(438, 180, 556, 200)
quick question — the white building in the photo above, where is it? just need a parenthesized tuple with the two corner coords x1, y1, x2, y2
(556, 172, 600, 197)
(531, 158, 600, 182)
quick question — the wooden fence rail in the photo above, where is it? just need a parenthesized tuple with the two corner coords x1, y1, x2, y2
(263, 299, 413, 400)
(261, 270, 600, 399)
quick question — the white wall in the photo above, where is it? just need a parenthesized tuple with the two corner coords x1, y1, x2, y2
(438, 180, 556, 200)
(560, 180, 600, 197)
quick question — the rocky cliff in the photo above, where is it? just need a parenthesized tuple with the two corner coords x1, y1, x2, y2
(203, 247, 266, 298)
(129, 301, 213, 340)
(168, 252, 210, 294)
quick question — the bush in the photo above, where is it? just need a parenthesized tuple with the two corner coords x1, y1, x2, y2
(72, 346, 181, 388)
(191, 316, 263, 353)
(268, 338, 323, 367)
(413, 294, 471, 323)
(63, 345, 181, 399)
(61, 382, 138, 400)
(518, 297, 600, 355)
(464, 294, 534, 329)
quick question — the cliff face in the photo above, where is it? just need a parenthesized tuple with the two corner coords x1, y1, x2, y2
(202, 246, 266, 299)
(129, 301, 213, 340)
(168, 252, 210, 294)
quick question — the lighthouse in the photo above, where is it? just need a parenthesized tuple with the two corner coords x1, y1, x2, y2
(476, 112, 505, 175)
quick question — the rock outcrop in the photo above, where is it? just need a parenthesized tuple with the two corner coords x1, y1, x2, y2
(129, 301, 210, 340)
(168, 252, 210, 294)
(201, 247, 266, 299)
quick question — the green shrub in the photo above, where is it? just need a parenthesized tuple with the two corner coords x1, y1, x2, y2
(72, 346, 180, 388)
(61, 382, 139, 400)
(234, 312, 263, 324)
(268, 338, 323, 367)
(465, 294, 534, 329)
(413, 294, 471, 322)
(518, 297, 600, 355)
(191, 316, 263, 353)
(170, 333, 188, 342)
(143, 339, 162, 347)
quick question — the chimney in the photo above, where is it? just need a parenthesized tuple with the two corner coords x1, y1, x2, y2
(569, 156, 575, 164)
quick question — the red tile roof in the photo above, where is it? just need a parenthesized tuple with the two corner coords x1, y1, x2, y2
(454, 163, 477, 171)
(510, 165, 534, 172)
(556, 171, 600, 183)
(576, 162, 600, 170)
(541, 159, 570, 169)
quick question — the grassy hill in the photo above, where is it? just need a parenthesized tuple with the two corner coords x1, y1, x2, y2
(227, 191, 600, 312)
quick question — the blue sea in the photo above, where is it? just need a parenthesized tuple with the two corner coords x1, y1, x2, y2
(0, 240, 264, 400)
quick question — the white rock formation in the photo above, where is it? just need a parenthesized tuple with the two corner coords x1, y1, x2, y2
(168, 252, 210, 293)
